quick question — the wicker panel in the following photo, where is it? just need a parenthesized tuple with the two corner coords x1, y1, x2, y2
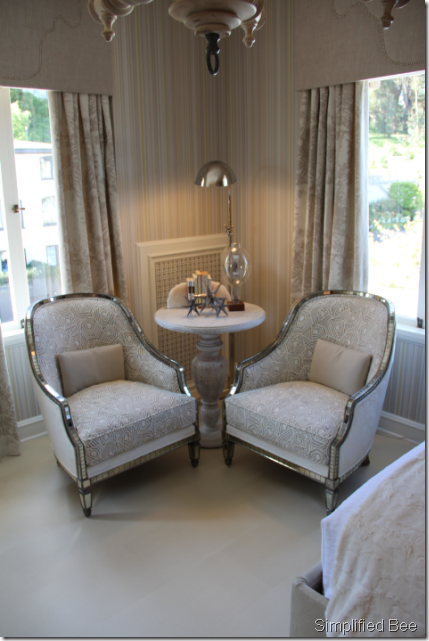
(155, 253, 223, 381)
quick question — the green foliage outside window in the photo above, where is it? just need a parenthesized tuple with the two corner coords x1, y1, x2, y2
(368, 74, 425, 318)
(369, 75, 425, 139)
(9, 88, 51, 143)
(369, 181, 424, 236)
(0, 264, 60, 286)
(25, 262, 60, 283)
(388, 182, 423, 219)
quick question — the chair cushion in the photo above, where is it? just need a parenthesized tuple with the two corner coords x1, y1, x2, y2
(57, 344, 125, 397)
(309, 339, 372, 396)
(68, 380, 196, 466)
(224, 381, 350, 465)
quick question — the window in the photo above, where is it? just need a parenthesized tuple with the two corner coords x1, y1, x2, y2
(40, 155, 53, 180)
(0, 87, 62, 328)
(46, 245, 59, 267)
(368, 73, 425, 327)
(42, 196, 57, 226)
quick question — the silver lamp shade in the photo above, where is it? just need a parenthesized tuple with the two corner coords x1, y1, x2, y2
(194, 161, 237, 187)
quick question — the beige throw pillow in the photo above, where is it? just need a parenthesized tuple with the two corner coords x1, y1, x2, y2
(309, 339, 372, 397)
(57, 344, 125, 397)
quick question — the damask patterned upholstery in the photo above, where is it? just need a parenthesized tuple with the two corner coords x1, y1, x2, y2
(240, 295, 387, 393)
(225, 381, 349, 465)
(26, 293, 199, 517)
(223, 291, 395, 514)
(69, 380, 196, 466)
(33, 297, 181, 395)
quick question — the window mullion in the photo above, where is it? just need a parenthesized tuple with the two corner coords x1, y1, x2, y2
(0, 88, 30, 323)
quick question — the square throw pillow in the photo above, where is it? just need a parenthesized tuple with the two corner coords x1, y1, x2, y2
(309, 339, 372, 397)
(57, 344, 125, 397)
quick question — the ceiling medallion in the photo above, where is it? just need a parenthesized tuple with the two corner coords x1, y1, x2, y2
(88, 0, 265, 75)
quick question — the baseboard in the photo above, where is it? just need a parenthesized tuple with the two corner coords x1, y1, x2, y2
(18, 415, 46, 442)
(377, 411, 425, 444)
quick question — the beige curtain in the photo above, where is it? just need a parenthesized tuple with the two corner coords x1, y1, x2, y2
(291, 82, 368, 305)
(48, 92, 128, 303)
(0, 322, 20, 458)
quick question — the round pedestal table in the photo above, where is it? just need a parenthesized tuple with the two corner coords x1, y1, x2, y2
(154, 304, 266, 448)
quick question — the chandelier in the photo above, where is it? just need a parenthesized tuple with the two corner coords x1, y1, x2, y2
(88, 0, 266, 75)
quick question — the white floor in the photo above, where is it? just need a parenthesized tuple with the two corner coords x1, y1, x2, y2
(0, 432, 416, 638)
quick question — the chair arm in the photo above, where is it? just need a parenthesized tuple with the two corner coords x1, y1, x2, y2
(26, 316, 89, 479)
(333, 336, 396, 479)
(228, 303, 301, 396)
(32, 381, 79, 478)
(117, 300, 191, 396)
(228, 291, 341, 395)
(337, 372, 392, 478)
(229, 339, 280, 396)
(133, 333, 190, 395)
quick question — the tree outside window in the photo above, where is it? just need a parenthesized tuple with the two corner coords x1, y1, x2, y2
(368, 73, 425, 326)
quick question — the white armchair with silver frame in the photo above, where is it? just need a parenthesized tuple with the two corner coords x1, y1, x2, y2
(25, 293, 199, 517)
(222, 290, 396, 513)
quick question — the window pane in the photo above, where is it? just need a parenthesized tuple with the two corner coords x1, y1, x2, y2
(10, 88, 62, 305)
(42, 195, 57, 226)
(0, 169, 13, 322)
(368, 74, 425, 320)
(40, 156, 53, 180)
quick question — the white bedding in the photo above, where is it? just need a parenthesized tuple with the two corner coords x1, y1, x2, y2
(322, 442, 425, 600)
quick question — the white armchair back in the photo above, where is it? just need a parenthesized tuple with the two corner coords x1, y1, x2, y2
(240, 294, 389, 393)
(32, 295, 181, 396)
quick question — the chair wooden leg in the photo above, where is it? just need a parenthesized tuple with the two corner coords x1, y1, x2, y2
(325, 487, 339, 515)
(361, 454, 370, 466)
(78, 484, 92, 518)
(188, 439, 200, 468)
(222, 439, 235, 466)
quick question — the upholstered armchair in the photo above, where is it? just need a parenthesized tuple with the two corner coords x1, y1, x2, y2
(25, 293, 199, 517)
(222, 290, 396, 513)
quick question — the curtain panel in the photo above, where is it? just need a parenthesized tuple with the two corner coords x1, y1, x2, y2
(0, 322, 20, 458)
(48, 92, 128, 304)
(291, 82, 368, 305)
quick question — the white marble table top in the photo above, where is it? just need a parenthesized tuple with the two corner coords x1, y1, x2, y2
(154, 303, 266, 335)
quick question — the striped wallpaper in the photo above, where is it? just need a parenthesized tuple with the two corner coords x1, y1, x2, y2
(111, 0, 296, 364)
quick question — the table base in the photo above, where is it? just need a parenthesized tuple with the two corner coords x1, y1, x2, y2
(200, 419, 223, 448)
(192, 335, 228, 450)
(154, 304, 266, 452)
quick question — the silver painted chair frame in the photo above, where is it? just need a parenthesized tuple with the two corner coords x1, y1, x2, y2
(26, 292, 200, 517)
(222, 290, 396, 513)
